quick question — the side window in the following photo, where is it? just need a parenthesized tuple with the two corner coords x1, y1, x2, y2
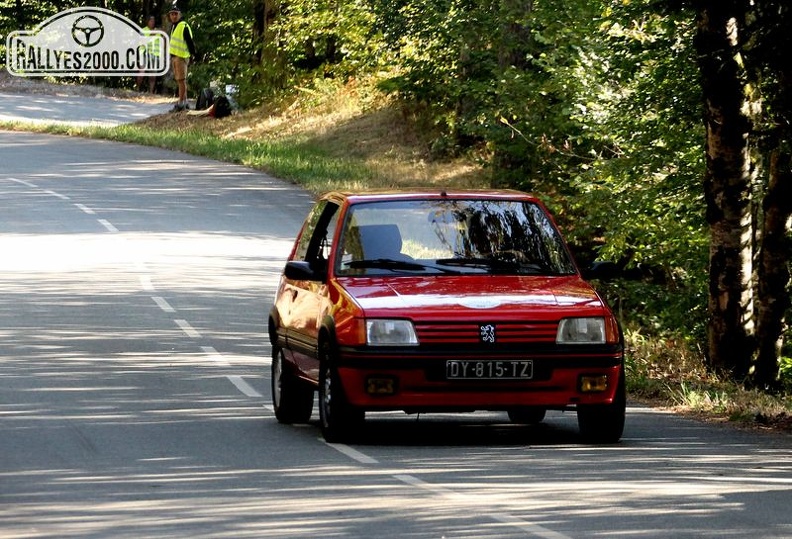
(322, 207, 340, 262)
(292, 200, 340, 268)
(292, 201, 327, 261)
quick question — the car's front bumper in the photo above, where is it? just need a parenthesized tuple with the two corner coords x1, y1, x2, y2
(335, 345, 623, 411)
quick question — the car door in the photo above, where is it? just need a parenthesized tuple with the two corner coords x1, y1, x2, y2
(282, 200, 340, 381)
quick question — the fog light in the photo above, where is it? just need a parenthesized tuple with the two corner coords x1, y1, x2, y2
(366, 376, 397, 395)
(579, 375, 608, 393)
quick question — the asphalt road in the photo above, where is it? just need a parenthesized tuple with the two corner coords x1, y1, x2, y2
(0, 92, 172, 126)
(1, 130, 790, 538)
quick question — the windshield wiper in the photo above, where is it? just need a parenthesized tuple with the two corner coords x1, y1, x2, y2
(435, 257, 551, 275)
(345, 258, 461, 274)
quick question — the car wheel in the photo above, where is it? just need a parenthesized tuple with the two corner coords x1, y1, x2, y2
(318, 341, 364, 443)
(507, 407, 546, 424)
(272, 346, 314, 424)
(577, 367, 626, 444)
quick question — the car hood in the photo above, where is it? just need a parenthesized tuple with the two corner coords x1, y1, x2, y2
(338, 275, 605, 316)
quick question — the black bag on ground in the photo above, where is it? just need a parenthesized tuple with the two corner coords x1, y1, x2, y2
(196, 88, 214, 110)
(211, 95, 232, 118)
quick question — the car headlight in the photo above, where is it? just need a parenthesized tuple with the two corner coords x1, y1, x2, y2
(366, 319, 418, 346)
(556, 317, 606, 344)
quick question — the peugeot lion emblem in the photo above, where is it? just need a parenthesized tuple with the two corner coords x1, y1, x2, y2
(479, 324, 496, 344)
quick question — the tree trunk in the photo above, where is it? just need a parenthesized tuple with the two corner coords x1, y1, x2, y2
(254, 1, 279, 64)
(695, 1, 757, 380)
(753, 149, 792, 388)
(498, 0, 533, 71)
(739, 0, 792, 389)
(490, 0, 535, 188)
(254, 1, 266, 64)
(252, 0, 285, 88)
(14, 0, 24, 30)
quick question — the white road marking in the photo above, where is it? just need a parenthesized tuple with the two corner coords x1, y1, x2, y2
(139, 276, 155, 291)
(174, 319, 201, 338)
(8, 178, 37, 188)
(44, 189, 69, 200)
(227, 375, 263, 398)
(151, 296, 176, 313)
(97, 219, 118, 233)
(201, 347, 262, 397)
(201, 346, 230, 366)
(74, 203, 95, 214)
(325, 442, 379, 464)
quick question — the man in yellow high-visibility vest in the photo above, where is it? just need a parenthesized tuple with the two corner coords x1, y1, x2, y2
(168, 5, 196, 112)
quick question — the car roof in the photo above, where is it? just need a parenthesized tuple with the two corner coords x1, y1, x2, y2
(321, 189, 543, 205)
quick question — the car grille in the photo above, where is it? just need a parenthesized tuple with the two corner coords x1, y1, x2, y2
(414, 321, 557, 345)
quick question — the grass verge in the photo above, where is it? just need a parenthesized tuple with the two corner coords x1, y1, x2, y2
(625, 329, 792, 432)
(0, 120, 378, 193)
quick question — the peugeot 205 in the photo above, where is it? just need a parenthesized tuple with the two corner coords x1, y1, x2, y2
(268, 190, 625, 443)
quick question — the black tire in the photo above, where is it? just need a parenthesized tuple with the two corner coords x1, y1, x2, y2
(318, 340, 364, 443)
(507, 407, 547, 424)
(272, 346, 314, 424)
(577, 367, 626, 444)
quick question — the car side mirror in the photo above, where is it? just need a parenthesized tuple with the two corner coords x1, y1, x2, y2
(582, 261, 620, 281)
(284, 260, 326, 282)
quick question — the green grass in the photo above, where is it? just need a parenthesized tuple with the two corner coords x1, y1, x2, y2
(0, 120, 380, 193)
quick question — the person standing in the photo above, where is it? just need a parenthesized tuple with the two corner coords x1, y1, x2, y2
(167, 5, 196, 112)
(137, 15, 160, 94)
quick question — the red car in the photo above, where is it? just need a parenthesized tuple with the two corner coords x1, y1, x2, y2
(268, 190, 625, 443)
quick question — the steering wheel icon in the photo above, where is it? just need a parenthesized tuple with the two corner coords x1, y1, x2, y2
(72, 15, 104, 47)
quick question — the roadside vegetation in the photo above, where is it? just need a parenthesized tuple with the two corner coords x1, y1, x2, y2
(1, 0, 790, 432)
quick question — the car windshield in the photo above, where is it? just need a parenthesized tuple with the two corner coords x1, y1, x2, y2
(335, 198, 577, 276)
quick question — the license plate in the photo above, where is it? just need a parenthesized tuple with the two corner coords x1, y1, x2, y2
(445, 360, 533, 380)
